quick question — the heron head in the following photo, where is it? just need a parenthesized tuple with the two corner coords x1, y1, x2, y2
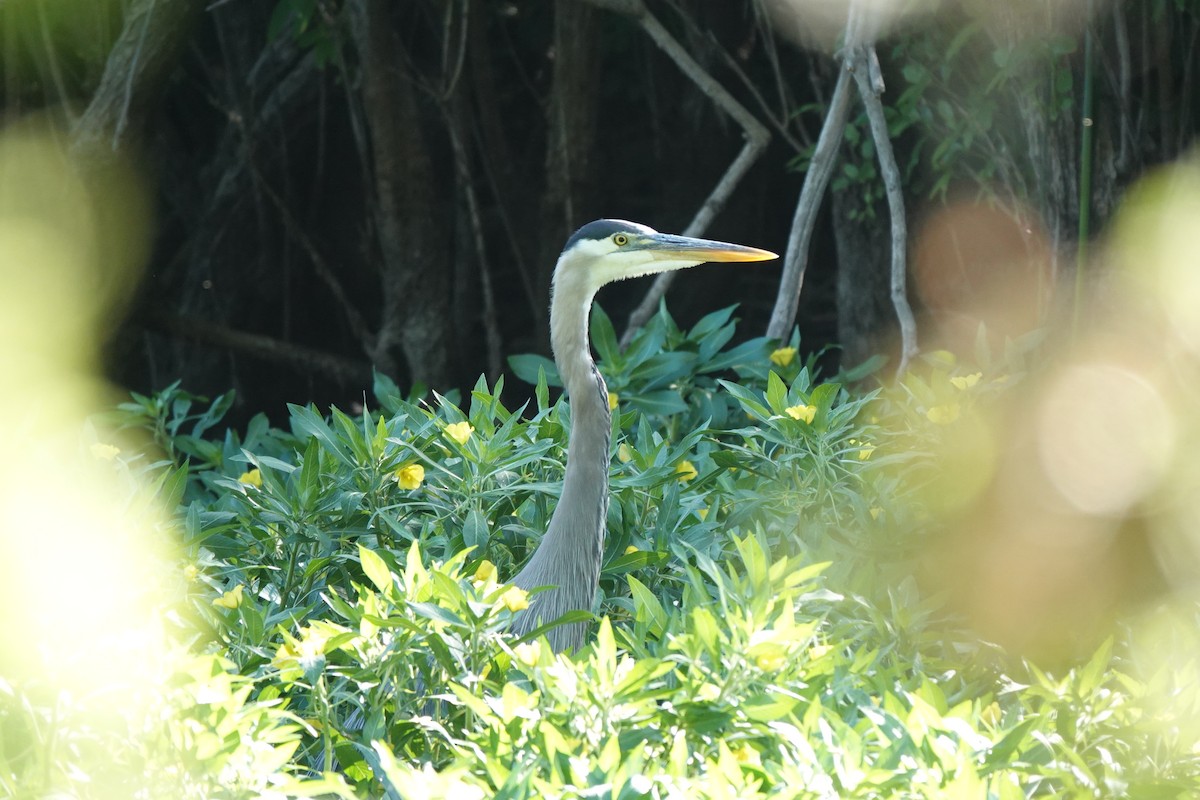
(553, 219, 778, 298)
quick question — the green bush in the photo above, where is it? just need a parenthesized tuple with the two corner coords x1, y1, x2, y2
(3, 307, 1197, 798)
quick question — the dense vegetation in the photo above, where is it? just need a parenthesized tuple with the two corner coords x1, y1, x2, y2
(4, 2, 1200, 798)
(4, 306, 1197, 798)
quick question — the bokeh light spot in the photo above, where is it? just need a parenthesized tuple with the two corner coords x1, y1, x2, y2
(1036, 363, 1173, 516)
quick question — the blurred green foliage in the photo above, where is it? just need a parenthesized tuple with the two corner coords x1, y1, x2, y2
(3, 307, 1198, 798)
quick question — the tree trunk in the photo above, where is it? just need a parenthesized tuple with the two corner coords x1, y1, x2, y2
(536, 1, 602, 332)
(350, 0, 453, 388)
(69, 0, 205, 167)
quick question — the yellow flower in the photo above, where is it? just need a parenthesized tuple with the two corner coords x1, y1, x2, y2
(697, 507, 709, 521)
(926, 403, 961, 425)
(808, 644, 833, 660)
(90, 442, 120, 460)
(272, 624, 341, 681)
(617, 443, 633, 463)
(238, 468, 262, 487)
(607, 392, 619, 411)
(183, 564, 200, 582)
(675, 460, 698, 482)
(213, 584, 244, 609)
(769, 346, 797, 367)
(513, 641, 541, 667)
(394, 463, 425, 490)
(752, 643, 787, 672)
(869, 507, 882, 520)
(733, 743, 762, 767)
(784, 404, 816, 424)
(980, 701, 1002, 728)
(950, 372, 982, 390)
(696, 682, 721, 702)
(272, 640, 299, 671)
(501, 586, 529, 612)
(624, 545, 639, 555)
(474, 559, 497, 583)
(856, 444, 875, 461)
(445, 421, 474, 445)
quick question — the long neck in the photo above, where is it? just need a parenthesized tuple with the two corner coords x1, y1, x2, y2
(508, 276, 608, 618)
(508, 268, 612, 651)
(548, 282, 611, 557)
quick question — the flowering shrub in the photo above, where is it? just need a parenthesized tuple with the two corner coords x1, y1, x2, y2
(5, 307, 1197, 798)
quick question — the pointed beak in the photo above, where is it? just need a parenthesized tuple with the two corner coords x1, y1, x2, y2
(640, 232, 778, 263)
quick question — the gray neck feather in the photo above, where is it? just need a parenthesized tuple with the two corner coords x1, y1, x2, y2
(510, 279, 610, 652)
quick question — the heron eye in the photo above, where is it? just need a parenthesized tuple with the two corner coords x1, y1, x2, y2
(613, 233, 629, 246)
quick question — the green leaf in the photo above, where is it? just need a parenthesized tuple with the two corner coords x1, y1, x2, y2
(808, 382, 841, 418)
(766, 370, 787, 414)
(985, 717, 1038, 765)
(299, 436, 321, 506)
(628, 575, 668, 637)
(535, 365, 551, 411)
(153, 463, 190, 510)
(590, 303, 621, 366)
(632, 352, 696, 388)
(743, 693, 801, 722)
(510, 353, 560, 387)
(358, 544, 393, 593)
(1078, 636, 1113, 695)
(462, 509, 489, 551)
(628, 390, 687, 416)
(513, 610, 593, 644)
(409, 601, 466, 628)
(718, 379, 770, 421)
(706, 337, 771, 373)
(689, 305, 736, 340)
(288, 404, 353, 467)
(373, 370, 403, 414)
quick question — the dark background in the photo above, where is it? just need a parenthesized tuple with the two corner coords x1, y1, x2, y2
(3, 0, 1196, 423)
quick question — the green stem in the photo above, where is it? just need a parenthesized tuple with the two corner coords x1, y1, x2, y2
(281, 537, 301, 608)
(316, 675, 333, 775)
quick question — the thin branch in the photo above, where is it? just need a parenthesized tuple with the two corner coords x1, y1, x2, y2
(1111, 1, 1132, 172)
(848, 43, 917, 376)
(709, 32, 806, 154)
(437, 0, 471, 101)
(468, 102, 539, 316)
(585, 0, 770, 346)
(765, 65, 852, 340)
(113, 0, 156, 149)
(69, 0, 205, 165)
(445, 104, 504, 380)
(143, 309, 370, 384)
(35, 0, 75, 121)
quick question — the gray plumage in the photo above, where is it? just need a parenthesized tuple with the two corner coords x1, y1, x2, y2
(508, 219, 776, 652)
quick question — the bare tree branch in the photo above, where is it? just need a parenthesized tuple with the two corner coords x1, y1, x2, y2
(70, 0, 205, 165)
(848, 43, 917, 376)
(766, 2, 916, 375)
(446, 102, 504, 380)
(765, 65, 852, 340)
(143, 309, 370, 384)
(586, 0, 770, 346)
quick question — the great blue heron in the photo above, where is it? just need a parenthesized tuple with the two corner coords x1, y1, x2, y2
(509, 219, 777, 652)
